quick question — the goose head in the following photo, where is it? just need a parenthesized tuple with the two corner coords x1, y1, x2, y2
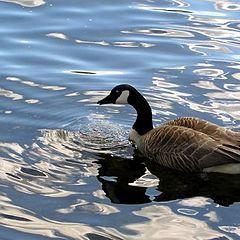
(97, 84, 134, 105)
(98, 84, 153, 137)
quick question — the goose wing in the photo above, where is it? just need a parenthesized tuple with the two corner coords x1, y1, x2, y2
(141, 125, 240, 172)
(164, 117, 240, 145)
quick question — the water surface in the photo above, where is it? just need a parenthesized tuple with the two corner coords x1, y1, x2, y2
(0, 0, 240, 239)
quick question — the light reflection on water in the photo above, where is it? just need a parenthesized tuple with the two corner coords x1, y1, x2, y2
(0, 0, 45, 7)
(0, 0, 240, 239)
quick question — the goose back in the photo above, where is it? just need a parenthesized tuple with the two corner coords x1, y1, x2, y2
(164, 117, 240, 145)
(138, 122, 240, 172)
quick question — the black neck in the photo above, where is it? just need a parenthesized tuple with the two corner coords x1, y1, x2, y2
(128, 89, 153, 135)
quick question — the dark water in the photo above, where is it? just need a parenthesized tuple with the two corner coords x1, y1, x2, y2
(0, 0, 240, 239)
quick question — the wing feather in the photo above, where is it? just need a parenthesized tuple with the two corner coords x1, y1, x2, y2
(140, 124, 240, 172)
(165, 117, 240, 145)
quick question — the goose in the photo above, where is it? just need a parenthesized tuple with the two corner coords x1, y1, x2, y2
(97, 84, 240, 174)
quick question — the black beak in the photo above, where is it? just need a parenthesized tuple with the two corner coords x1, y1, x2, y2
(97, 94, 115, 105)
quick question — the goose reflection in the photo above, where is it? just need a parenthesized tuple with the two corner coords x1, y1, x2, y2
(38, 124, 240, 206)
(97, 153, 151, 204)
(146, 160, 240, 207)
(96, 151, 240, 206)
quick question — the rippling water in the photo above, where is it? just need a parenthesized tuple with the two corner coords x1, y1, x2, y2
(0, 0, 240, 239)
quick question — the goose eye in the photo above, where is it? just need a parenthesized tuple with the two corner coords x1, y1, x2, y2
(115, 90, 120, 94)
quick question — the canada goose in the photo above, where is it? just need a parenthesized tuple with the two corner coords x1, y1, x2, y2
(98, 84, 240, 174)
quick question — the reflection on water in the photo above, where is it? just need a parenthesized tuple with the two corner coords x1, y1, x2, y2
(213, 1, 240, 11)
(0, 117, 232, 239)
(5, 118, 237, 207)
(0, 0, 45, 7)
(0, 195, 229, 239)
(124, 205, 226, 240)
(147, 161, 240, 206)
(1, 0, 240, 239)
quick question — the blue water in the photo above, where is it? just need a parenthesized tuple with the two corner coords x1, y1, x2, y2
(0, 0, 240, 239)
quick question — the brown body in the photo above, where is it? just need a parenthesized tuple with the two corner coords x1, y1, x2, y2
(137, 117, 240, 172)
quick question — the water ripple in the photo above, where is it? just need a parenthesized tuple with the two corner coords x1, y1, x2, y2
(0, 0, 45, 7)
(47, 116, 131, 155)
(1, 0, 240, 239)
(124, 205, 229, 239)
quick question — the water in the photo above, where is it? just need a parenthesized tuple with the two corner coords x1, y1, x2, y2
(0, 0, 240, 239)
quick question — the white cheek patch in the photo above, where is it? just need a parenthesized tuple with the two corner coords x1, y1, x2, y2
(115, 90, 130, 104)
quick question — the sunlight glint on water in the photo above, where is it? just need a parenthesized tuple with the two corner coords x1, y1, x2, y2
(0, 0, 240, 239)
